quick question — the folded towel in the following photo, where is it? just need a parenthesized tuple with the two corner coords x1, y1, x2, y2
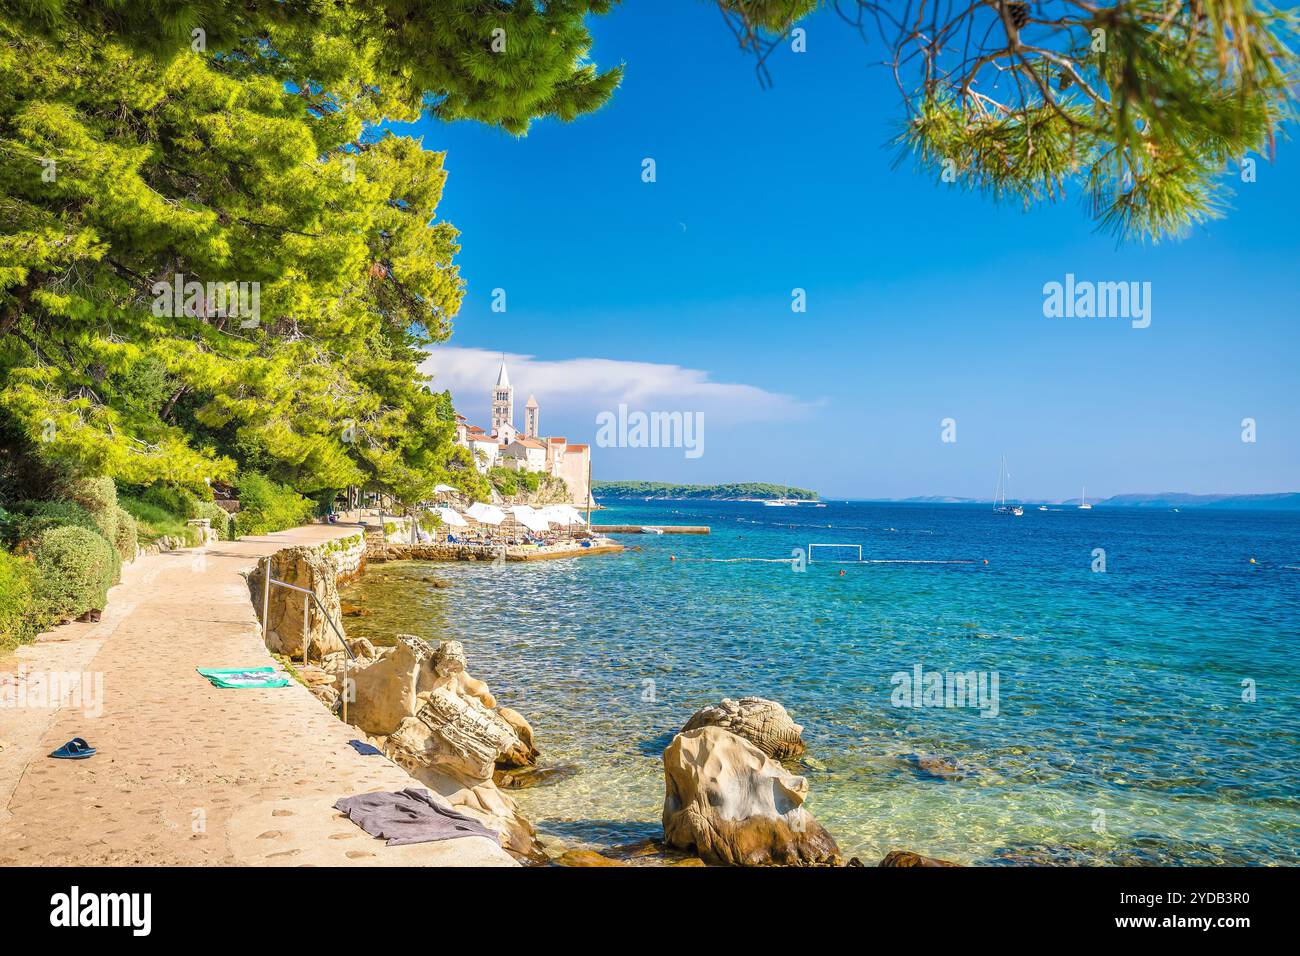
(334, 788, 498, 846)
(197, 667, 289, 689)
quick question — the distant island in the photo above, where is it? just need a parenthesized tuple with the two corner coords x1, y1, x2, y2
(895, 492, 1300, 510)
(592, 481, 819, 501)
(1093, 492, 1300, 510)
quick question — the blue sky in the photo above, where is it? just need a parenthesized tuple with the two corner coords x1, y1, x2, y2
(401, 0, 1298, 500)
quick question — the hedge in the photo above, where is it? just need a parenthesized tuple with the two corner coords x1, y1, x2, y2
(114, 507, 138, 560)
(67, 476, 119, 544)
(0, 550, 40, 650)
(31, 525, 116, 623)
(1, 500, 100, 548)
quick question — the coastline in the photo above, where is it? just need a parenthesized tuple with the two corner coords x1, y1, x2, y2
(0, 524, 514, 866)
(7, 503, 1293, 868)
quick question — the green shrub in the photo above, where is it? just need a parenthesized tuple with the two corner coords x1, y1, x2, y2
(2, 500, 100, 549)
(0, 550, 41, 650)
(67, 476, 119, 543)
(194, 500, 234, 540)
(139, 483, 200, 520)
(488, 467, 519, 497)
(114, 507, 138, 560)
(31, 526, 115, 622)
(233, 472, 314, 537)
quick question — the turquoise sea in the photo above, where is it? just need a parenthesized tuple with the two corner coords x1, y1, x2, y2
(340, 500, 1300, 865)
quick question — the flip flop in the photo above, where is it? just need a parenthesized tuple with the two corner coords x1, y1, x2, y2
(348, 739, 382, 756)
(49, 737, 96, 759)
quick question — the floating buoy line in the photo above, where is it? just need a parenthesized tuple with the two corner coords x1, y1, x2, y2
(670, 556, 979, 566)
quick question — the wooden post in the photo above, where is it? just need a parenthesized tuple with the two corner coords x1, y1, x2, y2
(260, 556, 271, 644)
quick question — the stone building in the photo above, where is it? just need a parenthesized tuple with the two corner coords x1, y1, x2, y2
(454, 357, 592, 506)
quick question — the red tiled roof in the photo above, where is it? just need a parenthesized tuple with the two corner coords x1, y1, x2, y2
(566, 444, 588, 451)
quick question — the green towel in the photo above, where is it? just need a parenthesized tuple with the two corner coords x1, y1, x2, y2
(197, 667, 290, 689)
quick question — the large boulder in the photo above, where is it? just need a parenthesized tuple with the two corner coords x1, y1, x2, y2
(248, 546, 345, 660)
(430, 640, 495, 707)
(345, 634, 434, 736)
(495, 706, 540, 769)
(879, 850, 959, 867)
(412, 685, 522, 781)
(662, 726, 839, 866)
(681, 696, 806, 760)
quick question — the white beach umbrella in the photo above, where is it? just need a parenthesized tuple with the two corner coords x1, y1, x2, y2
(466, 502, 506, 526)
(541, 504, 585, 527)
(434, 506, 467, 527)
(433, 483, 459, 494)
(511, 506, 550, 534)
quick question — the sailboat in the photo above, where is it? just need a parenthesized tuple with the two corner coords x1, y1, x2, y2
(993, 455, 1024, 516)
(1078, 485, 1092, 510)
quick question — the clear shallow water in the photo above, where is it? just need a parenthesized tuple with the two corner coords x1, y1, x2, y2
(340, 501, 1300, 865)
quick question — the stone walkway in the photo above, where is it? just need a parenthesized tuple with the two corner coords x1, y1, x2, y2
(0, 525, 514, 866)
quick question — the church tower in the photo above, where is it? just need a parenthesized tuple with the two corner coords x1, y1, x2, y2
(524, 395, 539, 438)
(491, 355, 514, 437)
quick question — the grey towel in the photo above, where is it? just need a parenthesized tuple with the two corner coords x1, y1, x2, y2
(334, 788, 499, 847)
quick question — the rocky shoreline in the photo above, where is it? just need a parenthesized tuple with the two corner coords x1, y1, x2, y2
(249, 537, 952, 867)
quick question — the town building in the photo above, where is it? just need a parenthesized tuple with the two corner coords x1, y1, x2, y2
(455, 356, 592, 507)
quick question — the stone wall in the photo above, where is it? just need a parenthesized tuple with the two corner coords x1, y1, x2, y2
(381, 542, 505, 562)
(361, 519, 415, 560)
(320, 531, 366, 583)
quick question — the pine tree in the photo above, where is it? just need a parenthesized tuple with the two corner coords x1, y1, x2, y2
(718, 0, 1298, 241)
(0, 2, 621, 505)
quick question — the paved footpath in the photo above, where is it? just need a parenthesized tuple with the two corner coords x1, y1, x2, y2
(0, 524, 514, 866)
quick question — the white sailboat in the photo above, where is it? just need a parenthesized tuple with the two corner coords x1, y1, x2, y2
(993, 455, 1024, 516)
(1078, 485, 1092, 510)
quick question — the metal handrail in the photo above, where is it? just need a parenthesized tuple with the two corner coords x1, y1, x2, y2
(264, 576, 357, 661)
(258, 556, 356, 723)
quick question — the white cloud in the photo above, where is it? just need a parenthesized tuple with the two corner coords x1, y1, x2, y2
(419, 346, 818, 426)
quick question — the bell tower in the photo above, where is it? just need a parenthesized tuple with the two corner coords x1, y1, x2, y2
(525, 395, 539, 438)
(491, 355, 514, 437)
